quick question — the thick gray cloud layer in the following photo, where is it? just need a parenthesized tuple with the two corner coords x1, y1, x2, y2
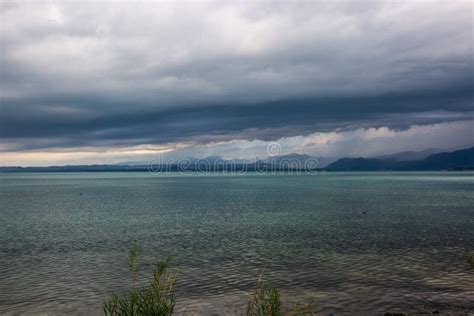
(1, 0, 473, 153)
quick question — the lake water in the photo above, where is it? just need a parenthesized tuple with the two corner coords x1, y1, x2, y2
(0, 172, 473, 315)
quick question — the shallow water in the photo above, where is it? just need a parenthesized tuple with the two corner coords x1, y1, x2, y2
(0, 172, 473, 315)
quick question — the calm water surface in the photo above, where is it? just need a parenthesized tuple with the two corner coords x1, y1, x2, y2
(0, 172, 473, 315)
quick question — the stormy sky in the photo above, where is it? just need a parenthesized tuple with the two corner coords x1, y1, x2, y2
(1, 1, 473, 166)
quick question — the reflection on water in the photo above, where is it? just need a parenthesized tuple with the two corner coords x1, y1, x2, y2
(0, 172, 473, 314)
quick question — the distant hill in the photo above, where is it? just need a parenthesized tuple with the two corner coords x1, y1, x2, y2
(375, 148, 443, 161)
(324, 158, 392, 171)
(418, 147, 474, 170)
(3, 149, 472, 172)
(325, 147, 474, 171)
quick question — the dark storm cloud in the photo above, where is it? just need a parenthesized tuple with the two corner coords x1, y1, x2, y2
(2, 85, 472, 151)
(0, 0, 473, 151)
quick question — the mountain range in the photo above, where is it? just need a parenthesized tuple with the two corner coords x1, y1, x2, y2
(374, 148, 443, 161)
(325, 147, 474, 171)
(1, 147, 473, 172)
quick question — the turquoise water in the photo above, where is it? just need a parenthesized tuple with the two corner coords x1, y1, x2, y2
(0, 172, 473, 314)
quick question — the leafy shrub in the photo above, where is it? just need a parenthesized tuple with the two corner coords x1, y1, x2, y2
(247, 284, 318, 316)
(247, 284, 282, 316)
(103, 242, 179, 316)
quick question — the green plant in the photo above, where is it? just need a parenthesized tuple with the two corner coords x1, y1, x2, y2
(247, 268, 318, 316)
(247, 269, 282, 316)
(247, 286, 282, 316)
(103, 244, 179, 316)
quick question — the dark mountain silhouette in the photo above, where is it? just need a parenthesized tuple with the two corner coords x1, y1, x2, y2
(417, 147, 474, 169)
(375, 148, 443, 161)
(326, 147, 474, 171)
(325, 158, 391, 171)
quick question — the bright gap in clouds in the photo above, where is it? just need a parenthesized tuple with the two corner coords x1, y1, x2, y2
(2, 120, 472, 167)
